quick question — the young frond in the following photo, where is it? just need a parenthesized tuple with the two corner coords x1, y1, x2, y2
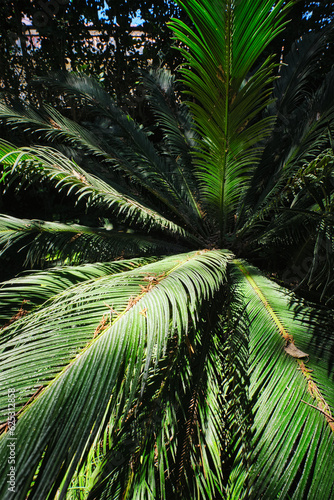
(168, 0, 291, 239)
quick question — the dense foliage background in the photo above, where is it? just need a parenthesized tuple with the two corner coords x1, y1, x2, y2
(1, 1, 333, 102)
(0, 0, 186, 104)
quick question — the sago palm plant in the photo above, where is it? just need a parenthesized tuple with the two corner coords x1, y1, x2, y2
(0, 0, 334, 498)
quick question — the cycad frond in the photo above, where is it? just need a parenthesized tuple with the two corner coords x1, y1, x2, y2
(168, 0, 291, 239)
(237, 148, 334, 299)
(0, 258, 153, 324)
(0, 141, 195, 240)
(72, 278, 249, 500)
(31, 72, 206, 231)
(1, 94, 202, 233)
(274, 27, 334, 114)
(243, 60, 334, 223)
(0, 214, 186, 267)
(142, 69, 205, 229)
(0, 250, 230, 499)
(232, 261, 334, 499)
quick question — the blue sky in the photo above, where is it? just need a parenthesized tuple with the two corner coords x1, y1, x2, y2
(98, 3, 144, 26)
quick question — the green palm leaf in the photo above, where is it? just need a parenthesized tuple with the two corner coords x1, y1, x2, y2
(0, 250, 230, 499)
(232, 261, 334, 499)
(0, 214, 186, 267)
(0, 140, 195, 239)
(168, 0, 290, 240)
(141, 69, 205, 230)
(0, 258, 152, 324)
(30, 72, 205, 231)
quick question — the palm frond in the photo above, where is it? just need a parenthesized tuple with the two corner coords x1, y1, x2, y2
(231, 261, 334, 499)
(1, 95, 196, 231)
(75, 276, 249, 500)
(0, 249, 231, 499)
(0, 140, 196, 240)
(30, 72, 206, 231)
(0, 214, 186, 268)
(242, 65, 334, 225)
(236, 148, 334, 300)
(274, 27, 334, 114)
(0, 258, 154, 325)
(168, 0, 291, 239)
(142, 69, 196, 156)
(142, 69, 206, 231)
(0, 100, 105, 158)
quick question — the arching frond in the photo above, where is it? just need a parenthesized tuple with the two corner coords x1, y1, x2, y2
(0, 258, 154, 325)
(231, 261, 334, 499)
(0, 98, 201, 233)
(0, 214, 186, 267)
(236, 149, 334, 300)
(242, 61, 334, 225)
(274, 27, 334, 114)
(0, 140, 196, 240)
(142, 69, 206, 231)
(66, 272, 250, 500)
(29, 72, 206, 231)
(0, 250, 231, 499)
